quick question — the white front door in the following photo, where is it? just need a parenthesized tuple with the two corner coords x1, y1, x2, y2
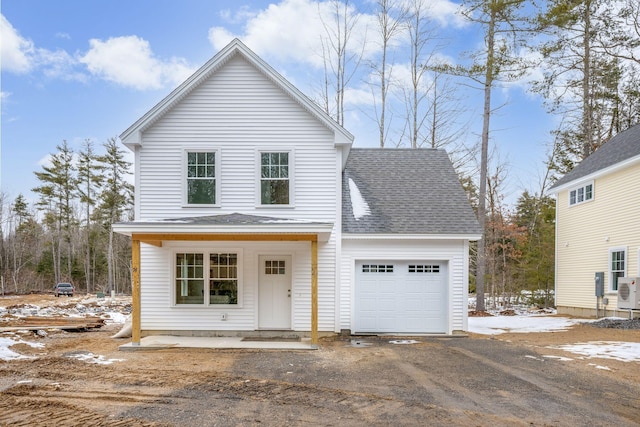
(258, 256, 292, 329)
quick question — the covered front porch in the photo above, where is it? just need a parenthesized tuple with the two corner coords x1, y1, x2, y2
(113, 213, 335, 348)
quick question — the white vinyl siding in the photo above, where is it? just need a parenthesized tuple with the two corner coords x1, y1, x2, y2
(136, 55, 336, 222)
(139, 240, 337, 333)
(555, 165, 640, 310)
(134, 55, 341, 333)
(340, 239, 470, 334)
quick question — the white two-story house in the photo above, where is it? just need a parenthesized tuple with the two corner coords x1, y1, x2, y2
(113, 39, 481, 346)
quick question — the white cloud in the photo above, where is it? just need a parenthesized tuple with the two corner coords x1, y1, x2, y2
(0, 14, 35, 73)
(209, 0, 377, 68)
(425, 0, 468, 28)
(79, 36, 195, 90)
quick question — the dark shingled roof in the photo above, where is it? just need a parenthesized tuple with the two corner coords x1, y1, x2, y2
(551, 123, 640, 190)
(131, 212, 330, 226)
(342, 148, 481, 235)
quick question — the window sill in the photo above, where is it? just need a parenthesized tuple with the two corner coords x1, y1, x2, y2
(255, 204, 295, 209)
(181, 204, 221, 208)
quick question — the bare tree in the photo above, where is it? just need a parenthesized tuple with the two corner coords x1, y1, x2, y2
(319, 0, 366, 126)
(369, 0, 407, 147)
(451, 0, 532, 312)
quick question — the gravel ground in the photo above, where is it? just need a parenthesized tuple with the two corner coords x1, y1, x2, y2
(590, 318, 640, 329)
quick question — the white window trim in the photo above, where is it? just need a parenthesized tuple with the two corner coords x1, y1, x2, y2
(608, 246, 627, 293)
(171, 247, 243, 308)
(568, 181, 594, 207)
(255, 148, 295, 208)
(182, 148, 221, 208)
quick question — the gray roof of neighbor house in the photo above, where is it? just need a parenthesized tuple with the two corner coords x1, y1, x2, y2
(342, 148, 482, 236)
(550, 123, 640, 190)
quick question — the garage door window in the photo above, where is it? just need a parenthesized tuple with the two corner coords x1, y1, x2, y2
(362, 264, 394, 273)
(409, 264, 440, 273)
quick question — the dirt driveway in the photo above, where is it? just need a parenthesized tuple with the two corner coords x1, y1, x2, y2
(1, 296, 639, 426)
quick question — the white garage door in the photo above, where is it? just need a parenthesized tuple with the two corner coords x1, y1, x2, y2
(354, 261, 447, 333)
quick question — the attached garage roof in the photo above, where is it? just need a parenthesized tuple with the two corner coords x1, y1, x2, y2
(342, 148, 481, 238)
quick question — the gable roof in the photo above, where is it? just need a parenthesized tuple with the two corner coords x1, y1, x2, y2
(119, 38, 353, 150)
(342, 148, 482, 238)
(550, 123, 640, 192)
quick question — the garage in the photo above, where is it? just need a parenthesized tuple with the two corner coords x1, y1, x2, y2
(354, 260, 448, 334)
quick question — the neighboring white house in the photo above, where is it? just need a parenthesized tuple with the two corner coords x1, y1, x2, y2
(113, 39, 481, 346)
(549, 124, 640, 318)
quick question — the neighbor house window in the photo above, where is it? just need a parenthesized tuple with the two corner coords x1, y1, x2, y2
(186, 151, 217, 205)
(175, 251, 241, 305)
(609, 247, 626, 292)
(569, 182, 594, 206)
(260, 152, 289, 205)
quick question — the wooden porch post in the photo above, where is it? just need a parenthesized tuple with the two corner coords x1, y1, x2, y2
(131, 239, 141, 345)
(311, 238, 318, 346)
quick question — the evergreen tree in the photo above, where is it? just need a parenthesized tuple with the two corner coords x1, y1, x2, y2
(33, 140, 77, 283)
(95, 138, 133, 296)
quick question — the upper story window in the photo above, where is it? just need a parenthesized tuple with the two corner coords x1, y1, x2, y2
(609, 247, 626, 292)
(260, 151, 290, 205)
(185, 151, 218, 206)
(568, 182, 593, 206)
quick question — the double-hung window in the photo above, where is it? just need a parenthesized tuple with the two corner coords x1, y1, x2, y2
(260, 151, 290, 205)
(186, 151, 217, 205)
(568, 182, 594, 206)
(175, 251, 241, 306)
(609, 247, 626, 292)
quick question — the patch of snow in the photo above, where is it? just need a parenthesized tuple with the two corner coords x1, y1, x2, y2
(548, 341, 640, 363)
(389, 340, 420, 345)
(348, 178, 371, 220)
(0, 336, 43, 361)
(67, 352, 124, 365)
(105, 312, 128, 324)
(469, 315, 586, 335)
(542, 355, 573, 361)
(588, 363, 612, 371)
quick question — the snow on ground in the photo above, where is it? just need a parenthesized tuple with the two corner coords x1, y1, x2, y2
(547, 341, 640, 363)
(0, 336, 44, 361)
(470, 313, 640, 363)
(66, 351, 124, 365)
(0, 295, 130, 361)
(468, 314, 588, 335)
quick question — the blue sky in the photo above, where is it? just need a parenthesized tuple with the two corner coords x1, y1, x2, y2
(1, 0, 555, 209)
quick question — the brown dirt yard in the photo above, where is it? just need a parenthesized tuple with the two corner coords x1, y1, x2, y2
(0, 294, 639, 427)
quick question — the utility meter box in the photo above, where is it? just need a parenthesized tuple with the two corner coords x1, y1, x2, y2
(594, 272, 605, 297)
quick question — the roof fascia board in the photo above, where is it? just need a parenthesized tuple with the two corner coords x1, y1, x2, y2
(342, 233, 483, 241)
(120, 39, 353, 147)
(113, 222, 334, 242)
(549, 154, 640, 194)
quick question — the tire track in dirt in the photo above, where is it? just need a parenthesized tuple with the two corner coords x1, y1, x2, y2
(0, 394, 165, 427)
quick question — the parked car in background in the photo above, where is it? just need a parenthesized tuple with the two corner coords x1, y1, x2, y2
(54, 283, 74, 297)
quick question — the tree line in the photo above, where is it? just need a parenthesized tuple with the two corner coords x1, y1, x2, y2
(0, 139, 133, 295)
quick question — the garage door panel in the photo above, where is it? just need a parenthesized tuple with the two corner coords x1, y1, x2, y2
(355, 261, 447, 333)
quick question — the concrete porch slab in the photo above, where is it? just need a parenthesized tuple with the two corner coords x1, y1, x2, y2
(119, 335, 317, 351)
